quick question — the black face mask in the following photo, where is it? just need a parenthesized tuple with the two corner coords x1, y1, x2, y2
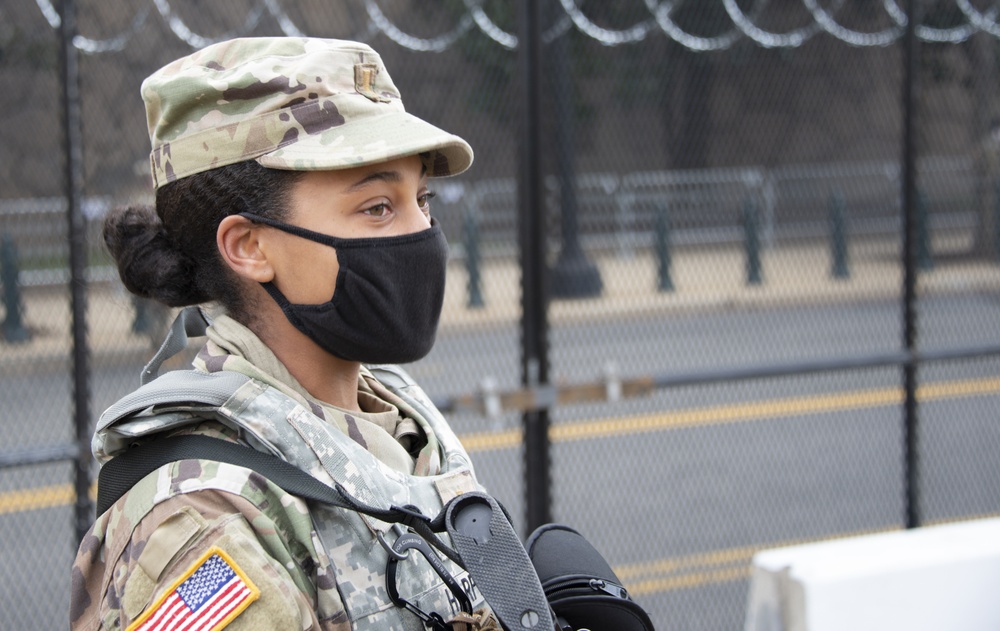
(240, 212, 448, 364)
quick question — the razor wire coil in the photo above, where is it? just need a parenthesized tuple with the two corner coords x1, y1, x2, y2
(30, 0, 1000, 54)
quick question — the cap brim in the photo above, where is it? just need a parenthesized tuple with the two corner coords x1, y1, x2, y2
(256, 111, 473, 177)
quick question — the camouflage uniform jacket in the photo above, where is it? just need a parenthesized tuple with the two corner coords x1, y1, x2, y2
(71, 311, 485, 630)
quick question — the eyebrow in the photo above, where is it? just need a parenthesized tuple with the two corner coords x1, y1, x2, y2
(346, 164, 428, 193)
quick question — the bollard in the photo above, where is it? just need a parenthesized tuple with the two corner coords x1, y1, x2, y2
(132, 295, 153, 334)
(743, 197, 763, 285)
(994, 179, 1000, 265)
(463, 209, 484, 309)
(1, 233, 31, 343)
(829, 191, 850, 279)
(916, 190, 933, 271)
(655, 201, 674, 292)
(132, 296, 168, 347)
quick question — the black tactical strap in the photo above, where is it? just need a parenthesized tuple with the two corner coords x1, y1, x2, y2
(96, 435, 459, 561)
(99, 435, 342, 514)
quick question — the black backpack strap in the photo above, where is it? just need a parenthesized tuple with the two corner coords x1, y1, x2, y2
(97, 434, 554, 631)
(96, 435, 459, 561)
(100, 434, 332, 514)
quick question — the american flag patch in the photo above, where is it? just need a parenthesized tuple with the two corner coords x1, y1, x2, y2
(127, 547, 259, 631)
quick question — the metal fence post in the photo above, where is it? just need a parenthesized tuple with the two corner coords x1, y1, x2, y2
(901, 0, 922, 530)
(58, 0, 94, 544)
(518, 0, 552, 532)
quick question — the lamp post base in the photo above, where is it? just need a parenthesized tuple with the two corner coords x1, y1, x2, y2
(551, 249, 603, 299)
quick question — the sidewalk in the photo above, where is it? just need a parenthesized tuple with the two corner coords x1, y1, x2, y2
(440, 233, 999, 325)
(3, 235, 999, 376)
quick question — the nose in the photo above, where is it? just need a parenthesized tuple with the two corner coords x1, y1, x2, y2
(397, 196, 433, 235)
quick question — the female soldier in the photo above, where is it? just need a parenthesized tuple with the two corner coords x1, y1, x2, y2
(70, 37, 490, 630)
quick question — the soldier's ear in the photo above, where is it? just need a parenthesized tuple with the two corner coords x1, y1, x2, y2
(217, 215, 274, 282)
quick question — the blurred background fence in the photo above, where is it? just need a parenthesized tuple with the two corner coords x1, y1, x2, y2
(3, 1, 1000, 629)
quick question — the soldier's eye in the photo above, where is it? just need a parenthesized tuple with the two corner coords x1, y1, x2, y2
(417, 191, 436, 212)
(364, 203, 389, 217)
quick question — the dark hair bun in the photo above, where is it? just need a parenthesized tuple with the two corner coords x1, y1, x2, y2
(102, 204, 209, 307)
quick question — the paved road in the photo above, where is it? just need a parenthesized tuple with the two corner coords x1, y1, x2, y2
(414, 289, 1000, 411)
(2, 292, 1000, 630)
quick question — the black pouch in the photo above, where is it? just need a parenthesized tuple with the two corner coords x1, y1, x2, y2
(526, 524, 655, 631)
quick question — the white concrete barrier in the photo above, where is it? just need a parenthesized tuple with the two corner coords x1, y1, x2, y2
(745, 517, 1000, 631)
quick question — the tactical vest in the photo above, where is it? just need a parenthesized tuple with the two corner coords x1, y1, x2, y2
(94, 308, 486, 630)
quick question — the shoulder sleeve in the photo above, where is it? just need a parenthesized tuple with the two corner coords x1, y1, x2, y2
(74, 489, 325, 631)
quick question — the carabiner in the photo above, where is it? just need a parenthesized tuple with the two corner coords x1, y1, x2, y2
(385, 530, 474, 620)
(378, 524, 409, 561)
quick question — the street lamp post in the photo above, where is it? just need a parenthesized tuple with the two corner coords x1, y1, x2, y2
(548, 1, 602, 300)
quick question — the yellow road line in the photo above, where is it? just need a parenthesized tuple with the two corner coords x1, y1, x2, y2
(2, 376, 999, 515)
(0, 485, 76, 515)
(628, 565, 751, 595)
(615, 543, 760, 581)
(0, 483, 97, 516)
(457, 429, 522, 452)
(460, 375, 1000, 452)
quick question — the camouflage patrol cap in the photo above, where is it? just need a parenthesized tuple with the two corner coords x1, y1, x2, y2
(141, 37, 473, 189)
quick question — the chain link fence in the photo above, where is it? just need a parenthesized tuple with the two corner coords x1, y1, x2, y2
(3, 1, 1000, 629)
